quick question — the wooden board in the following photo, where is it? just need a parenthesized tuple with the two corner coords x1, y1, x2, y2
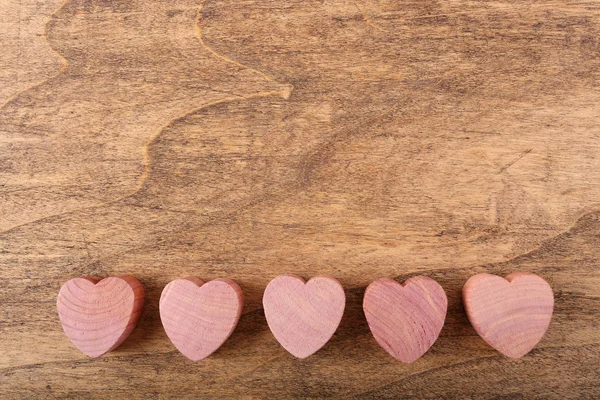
(1, 0, 599, 397)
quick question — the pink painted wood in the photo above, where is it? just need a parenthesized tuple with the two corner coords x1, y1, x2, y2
(159, 277, 243, 361)
(56, 275, 145, 358)
(263, 274, 345, 358)
(363, 277, 447, 363)
(463, 272, 554, 358)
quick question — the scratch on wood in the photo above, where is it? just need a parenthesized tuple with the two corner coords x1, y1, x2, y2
(354, 1, 390, 33)
(498, 148, 533, 174)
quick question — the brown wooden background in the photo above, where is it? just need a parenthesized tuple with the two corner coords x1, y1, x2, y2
(1, 0, 599, 398)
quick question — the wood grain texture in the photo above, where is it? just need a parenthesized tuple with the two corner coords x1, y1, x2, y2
(364, 277, 447, 363)
(1, 0, 599, 397)
(0, 0, 65, 107)
(159, 277, 243, 361)
(463, 272, 554, 358)
(263, 275, 346, 358)
(56, 275, 145, 358)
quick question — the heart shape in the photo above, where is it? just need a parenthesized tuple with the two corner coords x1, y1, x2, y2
(159, 277, 243, 361)
(363, 277, 447, 363)
(56, 275, 145, 358)
(462, 272, 554, 358)
(263, 275, 345, 358)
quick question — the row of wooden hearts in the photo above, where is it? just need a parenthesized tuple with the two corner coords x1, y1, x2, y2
(57, 272, 554, 362)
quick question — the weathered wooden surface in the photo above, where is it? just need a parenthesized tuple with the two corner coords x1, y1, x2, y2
(1, 0, 599, 398)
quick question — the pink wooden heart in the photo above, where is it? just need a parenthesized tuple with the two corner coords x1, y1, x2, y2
(263, 274, 345, 358)
(463, 272, 554, 358)
(363, 277, 447, 363)
(56, 275, 145, 358)
(159, 277, 243, 361)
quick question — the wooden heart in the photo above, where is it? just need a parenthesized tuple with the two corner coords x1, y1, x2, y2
(363, 277, 447, 363)
(56, 275, 145, 358)
(159, 277, 243, 361)
(463, 272, 554, 358)
(263, 275, 345, 358)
